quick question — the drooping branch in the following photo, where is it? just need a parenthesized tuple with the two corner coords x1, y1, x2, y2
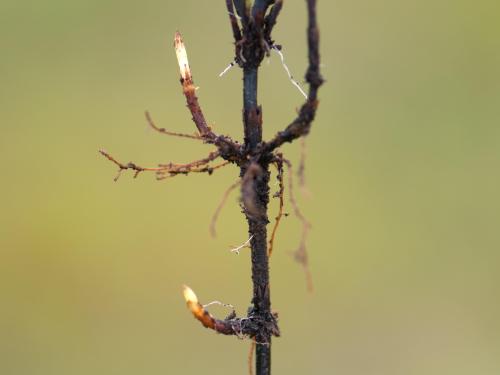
(99, 149, 228, 181)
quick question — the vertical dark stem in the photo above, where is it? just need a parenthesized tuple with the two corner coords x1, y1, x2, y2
(243, 67, 262, 150)
(243, 68, 258, 110)
(247, 167, 271, 375)
(242, 64, 272, 374)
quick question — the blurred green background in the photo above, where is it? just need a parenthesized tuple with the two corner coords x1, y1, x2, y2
(1, 0, 499, 374)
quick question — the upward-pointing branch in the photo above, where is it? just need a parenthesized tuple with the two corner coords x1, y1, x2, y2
(173, 32, 242, 161)
(265, 0, 324, 152)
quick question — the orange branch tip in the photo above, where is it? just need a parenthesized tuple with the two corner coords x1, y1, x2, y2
(182, 285, 213, 328)
(181, 285, 244, 335)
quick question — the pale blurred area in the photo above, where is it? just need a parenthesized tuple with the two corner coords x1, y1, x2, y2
(1, 0, 499, 374)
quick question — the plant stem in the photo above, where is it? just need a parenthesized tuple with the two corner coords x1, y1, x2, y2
(242, 64, 272, 375)
(243, 67, 261, 149)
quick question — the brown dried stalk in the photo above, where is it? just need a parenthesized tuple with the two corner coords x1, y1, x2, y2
(99, 149, 226, 181)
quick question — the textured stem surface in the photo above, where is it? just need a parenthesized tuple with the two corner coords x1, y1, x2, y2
(242, 63, 272, 375)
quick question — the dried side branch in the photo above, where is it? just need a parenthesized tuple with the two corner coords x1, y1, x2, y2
(100, 149, 227, 181)
(145, 111, 202, 140)
(99, 149, 166, 180)
(283, 158, 313, 292)
(156, 151, 228, 179)
(158, 150, 220, 170)
(156, 161, 230, 180)
(210, 179, 241, 238)
(268, 158, 285, 256)
(265, 0, 324, 151)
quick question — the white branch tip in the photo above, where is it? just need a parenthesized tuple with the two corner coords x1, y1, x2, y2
(174, 31, 191, 80)
(182, 285, 198, 304)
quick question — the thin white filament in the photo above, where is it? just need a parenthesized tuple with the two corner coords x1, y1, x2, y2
(272, 46, 308, 100)
(219, 61, 236, 77)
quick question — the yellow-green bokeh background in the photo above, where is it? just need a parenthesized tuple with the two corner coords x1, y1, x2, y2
(1, 1, 499, 374)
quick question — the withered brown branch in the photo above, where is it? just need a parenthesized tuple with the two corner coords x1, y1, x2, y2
(99, 149, 166, 181)
(210, 179, 241, 238)
(265, 0, 323, 152)
(156, 161, 230, 180)
(268, 157, 285, 257)
(99, 149, 227, 181)
(158, 150, 220, 170)
(145, 111, 202, 140)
